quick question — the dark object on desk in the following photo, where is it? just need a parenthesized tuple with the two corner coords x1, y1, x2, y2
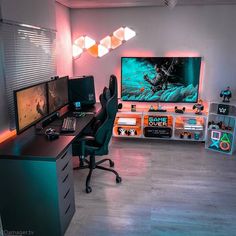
(45, 128, 60, 140)
(175, 106, 186, 114)
(35, 112, 60, 130)
(68, 75, 96, 107)
(220, 86, 232, 103)
(61, 117, 77, 132)
(72, 74, 122, 193)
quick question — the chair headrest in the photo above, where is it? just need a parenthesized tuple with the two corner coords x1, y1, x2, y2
(109, 74, 117, 96)
(103, 87, 111, 101)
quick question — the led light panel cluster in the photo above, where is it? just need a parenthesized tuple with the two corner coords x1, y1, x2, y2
(73, 26, 136, 58)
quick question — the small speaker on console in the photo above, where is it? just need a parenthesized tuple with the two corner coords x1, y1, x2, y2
(118, 103, 123, 110)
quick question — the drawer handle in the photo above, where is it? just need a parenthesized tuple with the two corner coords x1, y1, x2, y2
(63, 174, 69, 183)
(62, 161, 69, 171)
(60, 151, 68, 160)
(64, 188, 70, 199)
(65, 203, 71, 215)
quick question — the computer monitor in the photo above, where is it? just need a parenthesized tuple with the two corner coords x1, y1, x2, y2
(47, 76, 69, 114)
(14, 83, 48, 134)
(68, 76, 96, 107)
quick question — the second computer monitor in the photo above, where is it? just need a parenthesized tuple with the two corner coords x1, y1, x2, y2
(48, 76, 69, 114)
(68, 76, 96, 107)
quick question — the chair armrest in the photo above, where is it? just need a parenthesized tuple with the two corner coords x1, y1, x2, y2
(78, 136, 95, 142)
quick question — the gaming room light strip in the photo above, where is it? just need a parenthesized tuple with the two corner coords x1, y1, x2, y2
(72, 26, 136, 58)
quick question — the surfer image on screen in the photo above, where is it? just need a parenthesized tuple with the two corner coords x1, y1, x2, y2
(143, 59, 176, 93)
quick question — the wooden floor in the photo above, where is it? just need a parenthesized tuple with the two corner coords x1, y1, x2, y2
(65, 138, 236, 236)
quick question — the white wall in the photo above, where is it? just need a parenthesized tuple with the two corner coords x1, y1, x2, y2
(56, 2, 73, 77)
(71, 5, 236, 102)
(1, 0, 56, 30)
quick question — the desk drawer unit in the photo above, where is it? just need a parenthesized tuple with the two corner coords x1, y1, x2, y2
(56, 146, 75, 235)
(0, 145, 75, 236)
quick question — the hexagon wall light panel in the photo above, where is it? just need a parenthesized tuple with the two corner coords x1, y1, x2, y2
(72, 26, 136, 58)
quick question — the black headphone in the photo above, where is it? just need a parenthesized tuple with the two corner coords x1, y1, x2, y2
(45, 128, 60, 141)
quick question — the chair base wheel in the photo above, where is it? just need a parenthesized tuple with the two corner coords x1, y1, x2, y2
(116, 176, 122, 183)
(86, 186, 92, 193)
(110, 161, 114, 167)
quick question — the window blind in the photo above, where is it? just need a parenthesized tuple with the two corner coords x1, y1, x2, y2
(0, 22, 56, 129)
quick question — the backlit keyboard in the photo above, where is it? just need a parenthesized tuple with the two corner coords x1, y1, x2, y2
(61, 117, 76, 132)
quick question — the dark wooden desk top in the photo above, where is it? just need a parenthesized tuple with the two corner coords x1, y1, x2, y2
(0, 108, 98, 161)
(0, 132, 74, 161)
(37, 113, 94, 137)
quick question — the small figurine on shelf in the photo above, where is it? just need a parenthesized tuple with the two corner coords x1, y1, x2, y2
(131, 104, 136, 112)
(220, 86, 232, 103)
(117, 127, 127, 136)
(149, 105, 155, 112)
(175, 106, 185, 114)
(127, 129, 137, 136)
(193, 99, 204, 115)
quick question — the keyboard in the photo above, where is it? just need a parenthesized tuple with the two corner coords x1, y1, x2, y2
(61, 117, 76, 132)
(73, 111, 86, 117)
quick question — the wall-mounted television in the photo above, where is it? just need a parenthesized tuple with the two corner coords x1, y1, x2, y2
(121, 57, 201, 103)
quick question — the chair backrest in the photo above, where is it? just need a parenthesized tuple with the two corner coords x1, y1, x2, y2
(94, 86, 111, 124)
(94, 75, 118, 150)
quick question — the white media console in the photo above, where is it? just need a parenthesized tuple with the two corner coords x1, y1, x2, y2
(113, 110, 208, 142)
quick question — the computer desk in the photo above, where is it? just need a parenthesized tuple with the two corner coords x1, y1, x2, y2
(0, 104, 100, 236)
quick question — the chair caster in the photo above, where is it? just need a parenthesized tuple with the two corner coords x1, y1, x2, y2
(110, 161, 114, 167)
(86, 186, 92, 193)
(116, 176, 122, 183)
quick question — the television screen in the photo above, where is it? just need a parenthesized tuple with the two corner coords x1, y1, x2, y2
(48, 76, 69, 114)
(121, 57, 201, 102)
(14, 83, 48, 134)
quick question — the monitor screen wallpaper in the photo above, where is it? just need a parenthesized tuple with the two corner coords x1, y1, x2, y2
(121, 57, 201, 103)
(48, 77, 68, 114)
(15, 83, 48, 133)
